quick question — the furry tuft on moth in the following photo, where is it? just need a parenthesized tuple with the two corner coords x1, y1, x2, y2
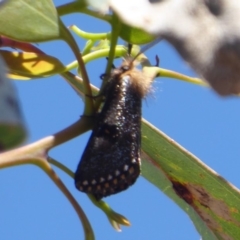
(75, 46, 157, 200)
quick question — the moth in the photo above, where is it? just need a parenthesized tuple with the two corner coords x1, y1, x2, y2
(75, 48, 155, 200)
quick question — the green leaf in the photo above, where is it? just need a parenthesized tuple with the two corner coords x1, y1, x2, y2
(0, 56, 26, 150)
(0, 0, 63, 42)
(119, 23, 155, 45)
(0, 124, 26, 150)
(141, 119, 240, 239)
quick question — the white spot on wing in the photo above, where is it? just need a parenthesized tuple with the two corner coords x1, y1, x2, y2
(83, 180, 88, 186)
(123, 165, 129, 171)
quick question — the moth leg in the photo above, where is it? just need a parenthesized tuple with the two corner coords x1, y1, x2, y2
(106, 57, 116, 69)
(155, 55, 160, 67)
(128, 43, 133, 55)
(85, 93, 103, 100)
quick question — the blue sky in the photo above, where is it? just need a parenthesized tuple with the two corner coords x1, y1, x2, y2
(1, 1, 240, 239)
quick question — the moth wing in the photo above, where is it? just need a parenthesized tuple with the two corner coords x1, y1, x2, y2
(75, 118, 141, 199)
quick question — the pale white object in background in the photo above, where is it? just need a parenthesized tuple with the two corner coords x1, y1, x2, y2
(86, 0, 109, 13)
(109, 0, 240, 96)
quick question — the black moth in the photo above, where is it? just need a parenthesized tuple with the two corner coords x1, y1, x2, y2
(75, 52, 153, 200)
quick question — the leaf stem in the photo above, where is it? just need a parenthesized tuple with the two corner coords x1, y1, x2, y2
(0, 117, 93, 169)
(69, 25, 111, 40)
(65, 46, 127, 71)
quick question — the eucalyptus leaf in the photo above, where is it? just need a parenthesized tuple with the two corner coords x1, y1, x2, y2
(142, 119, 240, 239)
(0, 0, 64, 42)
